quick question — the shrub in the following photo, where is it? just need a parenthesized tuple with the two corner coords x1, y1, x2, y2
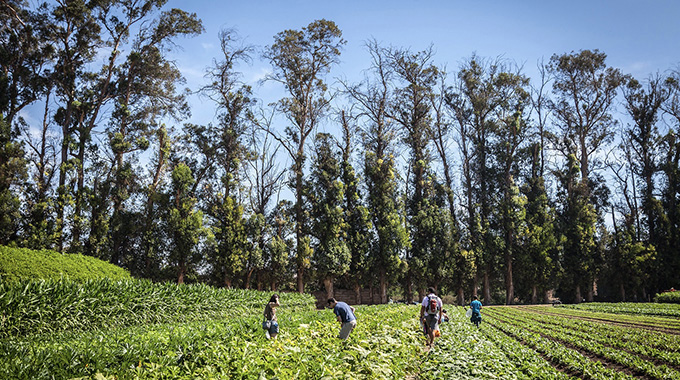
(654, 290, 680, 304)
(0, 246, 130, 282)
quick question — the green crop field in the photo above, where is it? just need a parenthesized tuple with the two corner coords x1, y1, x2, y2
(2, 279, 680, 379)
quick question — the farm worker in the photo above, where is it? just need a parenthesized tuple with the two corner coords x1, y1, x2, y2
(469, 295, 482, 327)
(327, 298, 357, 340)
(441, 309, 450, 323)
(420, 287, 443, 347)
(263, 294, 280, 339)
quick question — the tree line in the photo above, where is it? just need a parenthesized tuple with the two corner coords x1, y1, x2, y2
(2, 1, 679, 304)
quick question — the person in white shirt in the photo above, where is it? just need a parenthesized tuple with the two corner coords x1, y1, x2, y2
(419, 287, 443, 347)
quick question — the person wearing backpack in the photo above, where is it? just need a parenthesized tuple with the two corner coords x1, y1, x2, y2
(419, 287, 443, 347)
(263, 294, 280, 339)
(327, 298, 357, 340)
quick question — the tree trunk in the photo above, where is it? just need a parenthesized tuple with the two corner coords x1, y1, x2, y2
(380, 269, 388, 303)
(223, 266, 231, 288)
(323, 276, 334, 301)
(295, 152, 305, 294)
(72, 117, 86, 250)
(56, 99, 73, 253)
(505, 253, 514, 305)
(619, 282, 626, 302)
(354, 282, 361, 305)
(457, 287, 465, 306)
(178, 262, 186, 284)
(544, 290, 551, 304)
(245, 267, 255, 289)
(296, 267, 304, 293)
(575, 284, 582, 304)
(472, 272, 479, 297)
(586, 281, 594, 302)
(531, 285, 538, 304)
(483, 268, 491, 304)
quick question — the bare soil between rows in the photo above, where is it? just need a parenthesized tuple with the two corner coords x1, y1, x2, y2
(498, 305, 680, 336)
(486, 311, 653, 380)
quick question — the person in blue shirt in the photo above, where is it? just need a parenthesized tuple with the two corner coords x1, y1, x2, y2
(327, 298, 357, 340)
(469, 295, 483, 327)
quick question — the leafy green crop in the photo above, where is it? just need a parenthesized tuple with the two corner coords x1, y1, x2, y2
(0, 245, 130, 282)
(1, 304, 427, 379)
(4, 279, 679, 380)
(562, 302, 680, 319)
(655, 291, 680, 304)
(487, 307, 680, 379)
(0, 277, 314, 338)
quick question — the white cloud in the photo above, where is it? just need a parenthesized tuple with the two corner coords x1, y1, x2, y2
(247, 66, 272, 84)
(178, 64, 206, 84)
(17, 108, 42, 135)
(620, 61, 652, 77)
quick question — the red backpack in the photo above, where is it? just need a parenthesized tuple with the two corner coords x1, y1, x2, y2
(427, 294, 439, 314)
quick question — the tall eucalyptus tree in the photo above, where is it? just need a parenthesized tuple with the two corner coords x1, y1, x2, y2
(262, 19, 345, 293)
(547, 50, 623, 302)
(107, 6, 202, 267)
(344, 40, 408, 303)
(309, 133, 350, 300)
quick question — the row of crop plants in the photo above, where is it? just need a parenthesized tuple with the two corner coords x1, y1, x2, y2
(484, 310, 638, 380)
(419, 307, 577, 380)
(511, 307, 680, 361)
(562, 302, 680, 319)
(485, 307, 680, 380)
(3, 303, 431, 379)
(524, 305, 680, 330)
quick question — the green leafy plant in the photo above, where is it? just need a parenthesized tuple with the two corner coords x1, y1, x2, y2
(655, 291, 680, 304)
(0, 246, 130, 282)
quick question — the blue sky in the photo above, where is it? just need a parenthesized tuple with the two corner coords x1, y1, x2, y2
(154, 0, 680, 216)
(166, 0, 680, 126)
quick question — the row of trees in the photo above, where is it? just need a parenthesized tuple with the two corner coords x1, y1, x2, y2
(2, 2, 679, 304)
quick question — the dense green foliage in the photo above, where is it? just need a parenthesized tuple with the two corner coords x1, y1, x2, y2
(0, 246, 130, 282)
(1, 0, 679, 304)
(310, 133, 351, 299)
(656, 291, 680, 303)
(0, 277, 313, 339)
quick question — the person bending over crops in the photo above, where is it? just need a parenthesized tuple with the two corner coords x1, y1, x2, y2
(263, 294, 280, 339)
(468, 295, 482, 328)
(420, 287, 443, 347)
(327, 298, 357, 340)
